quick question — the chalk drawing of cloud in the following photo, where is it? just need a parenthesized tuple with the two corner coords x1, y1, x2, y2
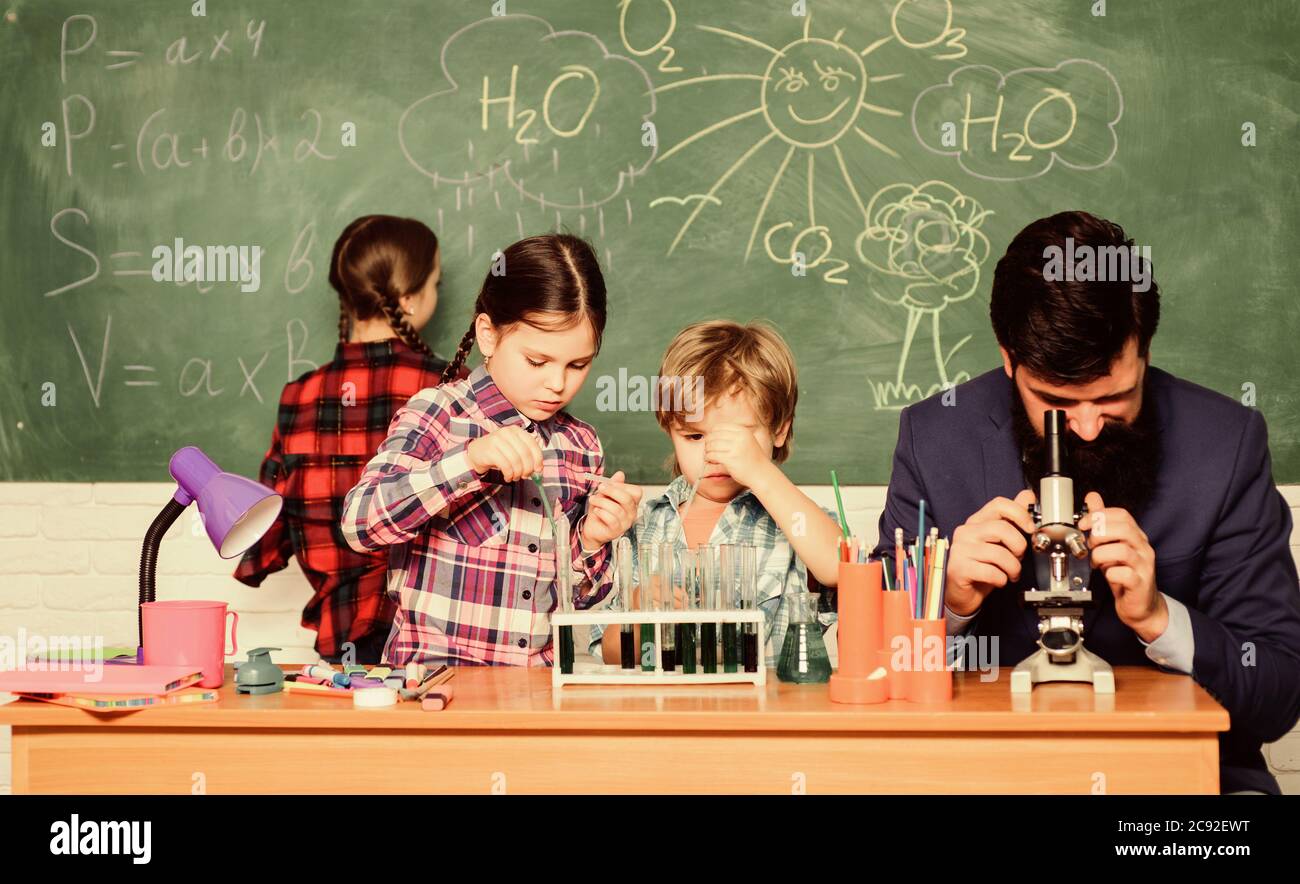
(399, 14, 657, 210)
(910, 59, 1123, 182)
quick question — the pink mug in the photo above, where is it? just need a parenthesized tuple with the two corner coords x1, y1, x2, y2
(142, 600, 239, 688)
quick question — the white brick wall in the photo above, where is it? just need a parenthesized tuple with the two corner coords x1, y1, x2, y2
(0, 482, 319, 796)
(1, 481, 1298, 795)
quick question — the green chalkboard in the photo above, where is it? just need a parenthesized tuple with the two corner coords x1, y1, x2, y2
(2, 0, 1297, 483)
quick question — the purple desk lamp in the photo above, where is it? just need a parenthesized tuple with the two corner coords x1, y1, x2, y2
(135, 446, 282, 662)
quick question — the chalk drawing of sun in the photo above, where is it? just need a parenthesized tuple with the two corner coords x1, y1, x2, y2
(651, 10, 905, 258)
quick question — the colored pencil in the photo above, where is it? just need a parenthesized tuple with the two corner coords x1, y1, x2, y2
(915, 501, 925, 569)
(894, 528, 904, 596)
(830, 470, 851, 540)
(927, 539, 948, 619)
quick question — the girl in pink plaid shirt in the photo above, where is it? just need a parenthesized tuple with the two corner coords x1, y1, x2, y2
(341, 235, 642, 666)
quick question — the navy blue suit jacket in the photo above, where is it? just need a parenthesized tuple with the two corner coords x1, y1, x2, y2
(876, 366, 1300, 793)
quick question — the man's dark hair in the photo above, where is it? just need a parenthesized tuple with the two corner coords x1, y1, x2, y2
(990, 211, 1159, 385)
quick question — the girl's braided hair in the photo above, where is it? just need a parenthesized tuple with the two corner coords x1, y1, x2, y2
(330, 215, 439, 357)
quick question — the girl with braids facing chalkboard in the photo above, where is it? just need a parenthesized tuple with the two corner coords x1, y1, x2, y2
(341, 234, 642, 667)
(235, 215, 462, 665)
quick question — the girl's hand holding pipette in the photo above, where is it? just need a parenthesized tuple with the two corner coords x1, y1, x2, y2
(467, 426, 544, 482)
(578, 471, 642, 551)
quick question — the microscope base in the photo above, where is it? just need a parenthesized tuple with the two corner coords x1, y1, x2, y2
(1010, 645, 1115, 694)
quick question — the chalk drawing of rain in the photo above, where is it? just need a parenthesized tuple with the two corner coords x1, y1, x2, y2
(649, 0, 967, 260)
(398, 14, 657, 250)
(854, 180, 991, 410)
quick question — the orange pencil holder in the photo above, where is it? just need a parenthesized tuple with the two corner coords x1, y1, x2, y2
(905, 618, 953, 703)
(829, 561, 887, 704)
(880, 590, 914, 700)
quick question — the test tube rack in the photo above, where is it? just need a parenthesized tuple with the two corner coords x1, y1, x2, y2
(550, 609, 766, 687)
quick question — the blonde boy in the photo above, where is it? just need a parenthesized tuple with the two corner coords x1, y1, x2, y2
(593, 321, 841, 665)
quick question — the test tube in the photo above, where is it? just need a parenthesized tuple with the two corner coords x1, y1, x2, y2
(615, 536, 636, 670)
(740, 545, 759, 673)
(697, 545, 718, 674)
(657, 542, 677, 672)
(637, 542, 657, 671)
(679, 547, 698, 674)
(719, 544, 739, 673)
(554, 515, 574, 675)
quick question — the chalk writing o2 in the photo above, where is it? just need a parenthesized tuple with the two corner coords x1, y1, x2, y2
(618, 0, 684, 74)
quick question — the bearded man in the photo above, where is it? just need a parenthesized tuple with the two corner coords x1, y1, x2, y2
(876, 211, 1300, 794)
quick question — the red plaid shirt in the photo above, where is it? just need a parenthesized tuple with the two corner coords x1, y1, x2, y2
(234, 339, 456, 657)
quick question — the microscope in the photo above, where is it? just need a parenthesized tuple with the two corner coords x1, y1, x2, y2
(1010, 409, 1115, 694)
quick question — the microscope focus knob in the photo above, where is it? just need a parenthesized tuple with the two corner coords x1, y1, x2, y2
(1066, 533, 1089, 559)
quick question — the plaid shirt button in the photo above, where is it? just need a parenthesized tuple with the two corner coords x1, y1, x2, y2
(528, 543, 538, 552)
(522, 590, 532, 600)
(517, 638, 527, 648)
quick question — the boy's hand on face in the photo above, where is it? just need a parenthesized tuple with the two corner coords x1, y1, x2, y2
(467, 426, 544, 482)
(702, 424, 772, 488)
(579, 471, 642, 551)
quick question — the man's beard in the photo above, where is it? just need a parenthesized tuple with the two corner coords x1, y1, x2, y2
(1011, 382, 1163, 517)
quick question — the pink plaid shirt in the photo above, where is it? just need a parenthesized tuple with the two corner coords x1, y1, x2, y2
(341, 364, 613, 666)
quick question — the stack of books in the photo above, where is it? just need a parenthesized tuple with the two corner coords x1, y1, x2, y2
(0, 662, 219, 712)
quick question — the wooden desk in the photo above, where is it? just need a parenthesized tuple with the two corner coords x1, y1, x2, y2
(0, 665, 1228, 794)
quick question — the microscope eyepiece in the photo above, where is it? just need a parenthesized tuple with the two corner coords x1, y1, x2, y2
(1043, 409, 1067, 477)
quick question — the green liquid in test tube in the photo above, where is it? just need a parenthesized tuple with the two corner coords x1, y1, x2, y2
(720, 544, 739, 673)
(553, 513, 574, 675)
(615, 537, 636, 670)
(698, 545, 718, 674)
(657, 542, 677, 672)
(638, 543, 657, 671)
(679, 547, 697, 674)
(739, 545, 760, 673)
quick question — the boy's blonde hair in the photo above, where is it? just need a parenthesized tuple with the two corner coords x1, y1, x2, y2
(656, 320, 798, 473)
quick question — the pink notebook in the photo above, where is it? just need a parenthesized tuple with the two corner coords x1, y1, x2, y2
(0, 665, 203, 695)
